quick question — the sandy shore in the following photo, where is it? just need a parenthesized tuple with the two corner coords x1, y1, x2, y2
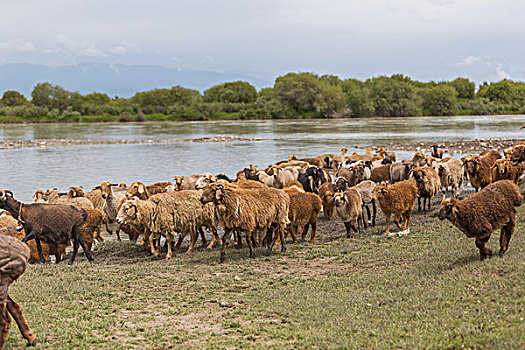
(378, 138, 525, 155)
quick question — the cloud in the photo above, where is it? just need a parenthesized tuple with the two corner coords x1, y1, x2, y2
(0, 39, 35, 52)
(53, 35, 105, 57)
(82, 46, 106, 57)
(495, 64, 511, 80)
(109, 46, 127, 55)
(459, 56, 482, 65)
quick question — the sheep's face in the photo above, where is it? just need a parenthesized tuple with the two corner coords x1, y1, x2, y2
(510, 147, 525, 165)
(334, 178, 347, 192)
(0, 190, 14, 207)
(126, 182, 146, 198)
(69, 187, 85, 198)
(438, 199, 458, 220)
(201, 184, 221, 205)
(117, 200, 138, 224)
(495, 161, 507, 175)
(305, 167, 318, 177)
(411, 169, 424, 183)
(323, 191, 334, 204)
(437, 164, 446, 178)
(173, 176, 184, 189)
(333, 192, 346, 207)
(323, 156, 333, 169)
(33, 190, 45, 200)
(372, 184, 389, 200)
(195, 176, 212, 190)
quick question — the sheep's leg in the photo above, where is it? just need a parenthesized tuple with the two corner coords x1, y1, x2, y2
(0, 304, 11, 350)
(427, 196, 432, 211)
(394, 213, 403, 230)
(6, 296, 36, 346)
(385, 214, 391, 234)
(475, 236, 492, 261)
(174, 236, 184, 250)
(344, 221, 353, 239)
(263, 228, 273, 247)
(165, 234, 173, 260)
(67, 237, 80, 265)
(302, 223, 310, 241)
(220, 228, 231, 263)
(288, 226, 297, 243)
(207, 226, 220, 249)
(149, 233, 157, 257)
(403, 211, 412, 231)
(198, 227, 207, 247)
(34, 238, 45, 264)
(104, 217, 113, 235)
(358, 214, 364, 235)
(372, 200, 377, 227)
(77, 235, 94, 262)
(265, 226, 286, 256)
(245, 233, 255, 259)
(279, 226, 287, 253)
(187, 231, 198, 253)
(236, 232, 243, 249)
(251, 233, 258, 248)
(499, 219, 515, 257)
(115, 224, 122, 242)
(417, 197, 421, 212)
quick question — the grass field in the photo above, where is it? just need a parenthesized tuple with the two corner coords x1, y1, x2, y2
(6, 188, 525, 349)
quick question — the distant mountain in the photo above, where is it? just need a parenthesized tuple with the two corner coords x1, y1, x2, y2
(0, 63, 272, 98)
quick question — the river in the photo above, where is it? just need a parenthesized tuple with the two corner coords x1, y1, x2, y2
(1, 115, 524, 202)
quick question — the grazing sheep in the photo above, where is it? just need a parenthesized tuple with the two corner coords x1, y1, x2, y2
(335, 166, 364, 187)
(318, 182, 335, 220)
(389, 161, 414, 183)
(491, 159, 525, 184)
(0, 235, 37, 348)
(462, 150, 502, 191)
(431, 145, 444, 159)
(200, 183, 290, 262)
(333, 189, 363, 238)
(354, 180, 377, 227)
(286, 192, 322, 243)
(370, 164, 391, 183)
(439, 180, 523, 260)
(409, 166, 441, 212)
(0, 190, 91, 265)
(435, 158, 464, 199)
(373, 180, 418, 235)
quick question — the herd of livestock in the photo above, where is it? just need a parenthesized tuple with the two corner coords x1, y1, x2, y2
(1, 143, 525, 265)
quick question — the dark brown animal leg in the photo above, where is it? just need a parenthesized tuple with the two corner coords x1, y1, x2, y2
(475, 236, 492, 261)
(372, 200, 377, 227)
(174, 236, 184, 250)
(34, 238, 45, 264)
(236, 232, 243, 249)
(115, 224, 122, 241)
(245, 233, 255, 259)
(67, 237, 80, 265)
(198, 227, 207, 247)
(358, 214, 364, 235)
(499, 219, 515, 257)
(302, 223, 310, 241)
(288, 226, 297, 243)
(6, 296, 36, 346)
(76, 226, 94, 262)
(279, 227, 287, 253)
(187, 231, 198, 253)
(344, 221, 353, 238)
(207, 226, 220, 249)
(418, 197, 422, 212)
(0, 306, 11, 350)
(104, 217, 112, 235)
(427, 196, 431, 211)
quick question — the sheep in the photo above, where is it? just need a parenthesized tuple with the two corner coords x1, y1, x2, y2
(375, 147, 396, 163)
(117, 190, 217, 259)
(370, 164, 391, 183)
(330, 147, 349, 169)
(491, 159, 525, 184)
(94, 181, 127, 239)
(438, 180, 523, 260)
(431, 145, 444, 159)
(79, 208, 105, 252)
(409, 166, 441, 212)
(286, 192, 322, 243)
(173, 176, 184, 191)
(289, 155, 325, 168)
(333, 189, 363, 238)
(147, 182, 173, 194)
(32, 190, 46, 203)
(346, 148, 374, 162)
(411, 151, 436, 167)
(389, 161, 413, 183)
(0, 190, 92, 265)
(435, 158, 464, 199)
(282, 180, 305, 194)
(85, 188, 105, 211)
(0, 235, 38, 348)
(354, 180, 377, 227)
(179, 174, 206, 190)
(44, 188, 94, 209)
(462, 150, 502, 191)
(0, 211, 64, 264)
(510, 144, 525, 165)
(266, 166, 299, 187)
(373, 180, 418, 235)
(318, 182, 335, 220)
(200, 183, 290, 263)
(125, 181, 218, 249)
(256, 171, 280, 188)
(335, 166, 364, 187)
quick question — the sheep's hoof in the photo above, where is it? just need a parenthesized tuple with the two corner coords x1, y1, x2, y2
(265, 249, 272, 256)
(346, 234, 352, 239)
(281, 246, 286, 253)
(219, 254, 225, 263)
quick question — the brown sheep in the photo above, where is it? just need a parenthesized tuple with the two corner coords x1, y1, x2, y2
(45, 188, 94, 209)
(462, 150, 502, 191)
(32, 190, 46, 203)
(173, 176, 184, 191)
(318, 182, 335, 220)
(79, 208, 105, 252)
(435, 158, 464, 199)
(200, 183, 290, 262)
(409, 166, 441, 212)
(354, 180, 377, 228)
(439, 180, 523, 260)
(373, 180, 417, 235)
(286, 192, 322, 243)
(333, 189, 363, 238)
(389, 161, 414, 183)
(510, 144, 525, 165)
(491, 159, 524, 184)
(370, 164, 391, 183)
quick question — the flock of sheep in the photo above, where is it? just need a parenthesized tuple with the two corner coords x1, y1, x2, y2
(1, 142, 524, 264)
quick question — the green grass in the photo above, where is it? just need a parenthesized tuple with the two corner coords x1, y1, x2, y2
(6, 190, 525, 349)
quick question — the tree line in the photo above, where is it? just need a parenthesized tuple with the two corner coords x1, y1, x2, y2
(1, 73, 524, 122)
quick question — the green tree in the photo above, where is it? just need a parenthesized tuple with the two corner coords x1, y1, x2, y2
(420, 85, 458, 116)
(448, 78, 475, 99)
(368, 76, 422, 117)
(203, 81, 257, 103)
(31, 83, 72, 110)
(341, 79, 375, 117)
(1, 90, 27, 106)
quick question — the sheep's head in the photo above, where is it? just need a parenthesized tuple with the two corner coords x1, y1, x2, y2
(438, 198, 459, 220)
(33, 190, 45, 200)
(510, 146, 525, 165)
(494, 160, 508, 175)
(68, 186, 85, 198)
(0, 190, 14, 206)
(323, 156, 333, 169)
(462, 156, 479, 174)
(200, 183, 223, 205)
(341, 147, 348, 155)
(372, 183, 390, 200)
(126, 182, 149, 199)
(116, 198, 139, 225)
(305, 166, 318, 177)
(410, 167, 425, 183)
(322, 191, 334, 204)
(195, 175, 214, 190)
(436, 164, 446, 178)
(334, 177, 348, 192)
(43, 188, 58, 201)
(332, 192, 346, 207)
(95, 181, 119, 199)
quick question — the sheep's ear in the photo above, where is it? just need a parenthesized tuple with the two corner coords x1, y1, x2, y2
(138, 185, 144, 194)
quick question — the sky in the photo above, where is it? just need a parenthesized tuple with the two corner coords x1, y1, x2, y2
(1, 0, 524, 86)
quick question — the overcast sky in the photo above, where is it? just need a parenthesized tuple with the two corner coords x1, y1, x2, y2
(1, 0, 524, 85)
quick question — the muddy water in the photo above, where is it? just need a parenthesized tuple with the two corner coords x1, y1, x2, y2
(1, 115, 524, 202)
